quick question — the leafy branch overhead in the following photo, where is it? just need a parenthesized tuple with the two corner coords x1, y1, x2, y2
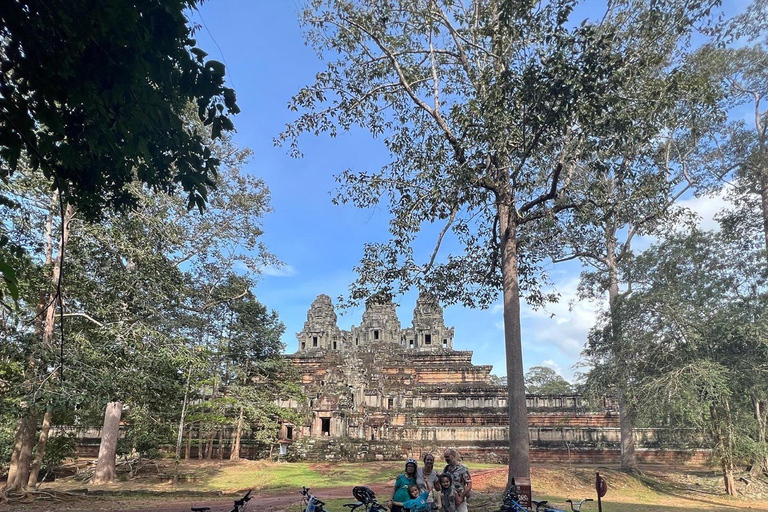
(280, 0, 715, 308)
(0, 0, 239, 218)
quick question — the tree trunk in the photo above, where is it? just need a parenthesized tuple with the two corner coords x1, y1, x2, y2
(216, 429, 224, 459)
(198, 425, 204, 460)
(499, 203, 530, 482)
(175, 365, 192, 461)
(5, 416, 26, 490)
(40, 202, 74, 367)
(618, 390, 637, 472)
(606, 225, 637, 473)
(5, 410, 38, 492)
(92, 401, 123, 485)
(712, 403, 736, 496)
(759, 172, 768, 261)
(230, 407, 244, 461)
(185, 426, 192, 460)
(723, 465, 736, 496)
(205, 432, 214, 460)
(27, 407, 53, 488)
(749, 391, 767, 476)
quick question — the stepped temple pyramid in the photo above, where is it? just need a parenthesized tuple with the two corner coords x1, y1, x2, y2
(278, 294, 688, 463)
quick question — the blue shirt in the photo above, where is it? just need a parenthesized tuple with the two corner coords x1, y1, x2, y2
(402, 491, 430, 512)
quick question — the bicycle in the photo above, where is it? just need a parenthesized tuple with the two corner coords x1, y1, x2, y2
(565, 499, 594, 511)
(301, 486, 389, 512)
(531, 497, 594, 512)
(191, 489, 252, 512)
(301, 487, 328, 512)
(494, 484, 593, 512)
(493, 487, 530, 512)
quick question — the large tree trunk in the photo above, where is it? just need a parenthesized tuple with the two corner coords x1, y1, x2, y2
(5, 417, 25, 490)
(5, 410, 38, 492)
(8, 200, 74, 492)
(230, 407, 244, 461)
(92, 401, 123, 485)
(27, 407, 53, 487)
(499, 203, 530, 482)
(607, 230, 637, 472)
(618, 390, 637, 472)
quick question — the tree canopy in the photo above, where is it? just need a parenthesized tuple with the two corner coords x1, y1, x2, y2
(0, 0, 239, 217)
(282, 0, 719, 479)
(525, 366, 573, 395)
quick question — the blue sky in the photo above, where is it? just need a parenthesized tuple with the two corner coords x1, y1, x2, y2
(189, 1, 736, 382)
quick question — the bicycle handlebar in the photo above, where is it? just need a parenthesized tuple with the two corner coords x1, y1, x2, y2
(565, 498, 594, 511)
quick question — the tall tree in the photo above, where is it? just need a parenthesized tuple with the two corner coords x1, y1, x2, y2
(281, 0, 717, 479)
(557, 51, 722, 471)
(524, 366, 573, 395)
(592, 226, 768, 494)
(688, 0, 768, 259)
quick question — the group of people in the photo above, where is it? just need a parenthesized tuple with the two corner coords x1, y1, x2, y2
(388, 449, 472, 512)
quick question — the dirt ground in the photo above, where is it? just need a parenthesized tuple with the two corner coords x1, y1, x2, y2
(3, 464, 768, 512)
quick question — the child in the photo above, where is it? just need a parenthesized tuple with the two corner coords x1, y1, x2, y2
(391, 485, 430, 512)
(439, 473, 457, 512)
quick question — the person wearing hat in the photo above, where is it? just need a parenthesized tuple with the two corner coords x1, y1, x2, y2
(391, 458, 418, 512)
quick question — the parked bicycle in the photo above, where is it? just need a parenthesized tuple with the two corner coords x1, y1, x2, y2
(565, 499, 594, 511)
(191, 489, 252, 512)
(301, 486, 389, 512)
(494, 483, 593, 512)
(531, 498, 593, 512)
(301, 487, 329, 512)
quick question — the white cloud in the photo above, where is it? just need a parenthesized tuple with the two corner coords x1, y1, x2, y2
(678, 189, 731, 231)
(541, 359, 565, 376)
(484, 277, 601, 381)
(260, 263, 298, 277)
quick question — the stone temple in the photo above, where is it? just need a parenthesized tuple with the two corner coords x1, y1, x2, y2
(279, 294, 689, 463)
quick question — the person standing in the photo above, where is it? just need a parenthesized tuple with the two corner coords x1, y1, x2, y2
(438, 473, 457, 512)
(391, 458, 418, 512)
(442, 449, 472, 512)
(417, 453, 439, 492)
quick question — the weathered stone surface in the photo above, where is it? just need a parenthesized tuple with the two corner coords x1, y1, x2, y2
(297, 294, 345, 351)
(281, 294, 646, 463)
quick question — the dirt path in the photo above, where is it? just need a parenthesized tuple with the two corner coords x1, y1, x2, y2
(0, 484, 394, 512)
(0, 472, 515, 512)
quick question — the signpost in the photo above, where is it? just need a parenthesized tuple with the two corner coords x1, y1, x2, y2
(595, 472, 607, 512)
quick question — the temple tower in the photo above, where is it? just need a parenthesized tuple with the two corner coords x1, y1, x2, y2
(403, 292, 454, 350)
(349, 297, 402, 348)
(296, 294, 345, 351)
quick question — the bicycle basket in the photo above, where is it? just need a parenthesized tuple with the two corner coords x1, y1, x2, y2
(353, 486, 376, 504)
